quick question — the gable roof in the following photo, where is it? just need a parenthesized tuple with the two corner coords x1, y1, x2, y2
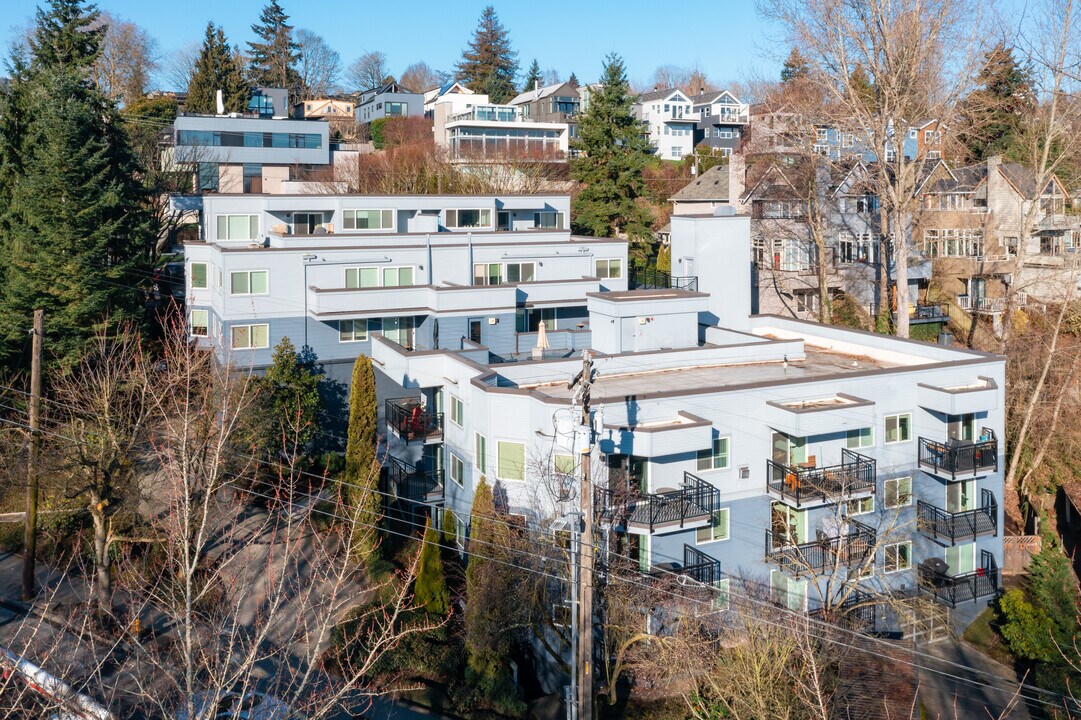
(997, 162, 1066, 199)
(689, 89, 742, 107)
(671, 165, 731, 202)
(637, 87, 688, 104)
(509, 81, 577, 106)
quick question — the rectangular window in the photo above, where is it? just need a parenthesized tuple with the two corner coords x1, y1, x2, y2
(533, 211, 565, 229)
(230, 324, 269, 350)
(506, 262, 536, 283)
(450, 395, 464, 427)
(345, 267, 379, 289)
(884, 541, 912, 573)
(884, 477, 913, 508)
(475, 433, 487, 474)
(191, 262, 208, 290)
(846, 427, 874, 449)
(846, 496, 875, 516)
(446, 208, 492, 228)
(554, 454, 576, 476)
(382, 266, 414, 287)
(473, 263, 503, 286)
(216, 215, 260, 241)
(885, 413, 912, 444)
(450, 453, 465, 487)
(696, 508, 730, 544)
(713, 578, 731, 610)
(497, 441, 525, 481)
(339, 319, 368, 343)
(343, 209, 393, 231)
(229, 270, 268, 296)
(595, 259, 623, 279)
(190, 309, 209, 337)
(697, 436, 730, 471)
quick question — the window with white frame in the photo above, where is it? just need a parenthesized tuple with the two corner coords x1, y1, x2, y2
(473, 263, 503, 286)
(450, 395, 464, 426)
(884, 413, 912, 443)
(846, 427, 874, 449)
(191, 262, 208, 290)
(475, 433, 487, 474)
(230, 324, 269, 349)
(697, 436, 730, 471)
(345, 267, 379, 289)
(696, 508, 730, 544)
(506, 262, 536, 283)
(846, 496, 875, 516)
(446, 208, 492, 228)
(450, 453, 465, 486)
(382, 266, 414, 287)
(922, 228, 984, 258)
(190, 309, 209, 337)
(884, 541, 912, 572)
(216, 215, 259, 241)
(343, 209, 393, 230)
(339, 319, 368, 343)
(885, 477, 913, 508)
(497, 441, 525, 481)
(595, 258, 623, 279)
(534, 211, 565, 229)
(230, 270, 268, 295)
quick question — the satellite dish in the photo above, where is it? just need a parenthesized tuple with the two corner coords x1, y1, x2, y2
(215, 89, 225, 115)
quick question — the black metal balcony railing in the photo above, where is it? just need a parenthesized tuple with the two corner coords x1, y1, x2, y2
(387, 456, 444, 503)
(918, 436, 998, 480)
(917, 489, 998, 543)
(628, 266, 699, 292)
(767, 449, 876, 507)
(385, 398, 444, 443)
(894, 303, 950, 325)
(808, 590, 877, 633)
(681, 544, 724, 587)
(598, 471, 718, 534)
(918, 550, 1001, 607)
(765, 518, 876, 575)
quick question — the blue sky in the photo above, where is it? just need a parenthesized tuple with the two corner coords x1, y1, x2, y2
(3, 1, 781, 90)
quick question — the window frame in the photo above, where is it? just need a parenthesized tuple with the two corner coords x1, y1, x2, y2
(190, 262, 208, 290)
(381, 265, 415, 288)
(473, 262, 504, 286)
(505, 261, 536, 283)
(345, 266, 380, 289)
(230, 323, 269, 350)
(595, 258, 623, 279)
(884, 476, 913, 509)
(696, 436, 731, 472)
(190, 309, 209, 337)
(342, 208, 394, 232)
(884, 413, 913, 444)
(695, 507, 730, 544)
(229, 270, 269, 296)
(450, 452, 465, 487)
(846, 427, 874, 449)
(475, 433, 487, 474)
(216, 214, 260, 241)
(496, 440, 526, 482)
(446, 208, 493, 229)
(450, 395, 464, 427)
(884, 541, 913, 573)
(845, 495, 875, 516)
(339, 319, 369, 343)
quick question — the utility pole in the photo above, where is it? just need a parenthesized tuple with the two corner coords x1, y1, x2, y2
(568, 350, 595, 720)
(22, 310, 43, 601)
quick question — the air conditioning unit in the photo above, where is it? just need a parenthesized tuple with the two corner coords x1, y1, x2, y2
(739, 465, 750, 480)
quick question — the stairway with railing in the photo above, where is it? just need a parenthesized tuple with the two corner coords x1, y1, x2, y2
(386, 456, 444, 504)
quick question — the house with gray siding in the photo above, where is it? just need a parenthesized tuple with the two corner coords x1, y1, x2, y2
(373, 211, 1005, 639)
(182, 192, 627, 388)
(691, 90, 748, 157)
(356, 82, 424, 125)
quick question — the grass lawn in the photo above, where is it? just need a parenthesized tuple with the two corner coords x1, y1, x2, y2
(962, 606, 1016, 669)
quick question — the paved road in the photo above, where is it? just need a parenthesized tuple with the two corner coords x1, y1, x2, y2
(917, 639, 1034, 720)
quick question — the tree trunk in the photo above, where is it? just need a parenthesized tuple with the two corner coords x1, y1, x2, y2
(893, 212, 911, 339)
(89, 491, 112, 615)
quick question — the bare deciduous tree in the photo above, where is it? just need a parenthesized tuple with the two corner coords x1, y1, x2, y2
(399, 61, 445, 93)
(295, 28, 341, 99)
(347, 51, 390, 92)
(162, 41, 200, 92)
(91, 13, 158, 105)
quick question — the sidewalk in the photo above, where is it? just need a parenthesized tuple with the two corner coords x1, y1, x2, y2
(916, 639, 1034, 720)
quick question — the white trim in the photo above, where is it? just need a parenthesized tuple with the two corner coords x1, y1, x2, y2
(229, 269, 269, 296)
(884, 541, 913, 573)
(884, 412, 913, 444)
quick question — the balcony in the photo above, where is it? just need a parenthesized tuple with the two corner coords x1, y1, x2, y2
(597, 471, 718, 534)
(680, 544, 725, 587)
(628, 266, 699, 292)
(917, 489, 998, 544)
(387, 456, 444, 504)
(808, 590, 877, 633)
(894, 303, 949, 325)
(765, 519, 876, 575)
(918, 551, 1001, 607)
(956, 292, 1026, 315)
(767, 449, 876, 508)
(385, 398, 444, 444)
(918, 436, 997, 480)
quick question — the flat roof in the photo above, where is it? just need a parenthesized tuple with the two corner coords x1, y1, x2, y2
(586, 288, 708, 302)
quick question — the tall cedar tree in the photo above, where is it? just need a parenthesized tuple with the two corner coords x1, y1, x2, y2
(780, 48, 810, 84)
(414, 520, 450, 615)
(344, 353, 380, 563)
(569, 54, 655, 260)
(456, 6, 518, 104)
(522, 59, 542, 92)
(0, 0, 151, 368)
(247, 0, 302, 101)
(567, 72, 579, 88)
(463, 478, 522, 708)
(187, 23, 250, 114)
(256, 337, 322, 456)
(957, 43, 1034, 162)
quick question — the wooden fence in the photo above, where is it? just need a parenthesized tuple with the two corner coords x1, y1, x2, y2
(1003, 535, 1042, 576)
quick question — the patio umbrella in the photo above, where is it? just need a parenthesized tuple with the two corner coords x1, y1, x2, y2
(536, 320, 550, 350)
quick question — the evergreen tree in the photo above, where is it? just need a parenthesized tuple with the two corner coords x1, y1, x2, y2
(456, 6, 518, 104)
(187, 23, 250, 114)
(344, 353, 380, 563)
(0, 0, 151, 368)
(957, 43, 1034, 161)
(256, 337, 322, 455)
(523, 59, 542, 91)
(780, 48, 811, 84)
(247, 0, 302, 100)
(569, 54, 655, 261)
(414, 520, 450, 615)
(442, 507, 457, 546)
(567, 72, 579, 89)
(849, 64, 876, 112)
